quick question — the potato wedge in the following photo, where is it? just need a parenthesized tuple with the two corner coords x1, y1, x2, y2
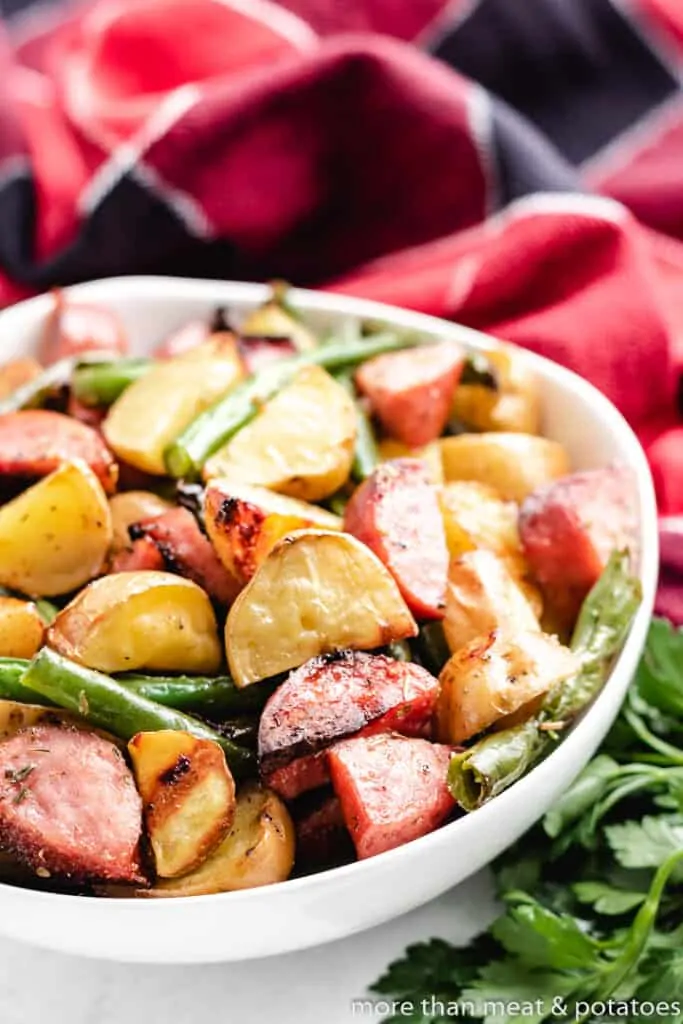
(47, 571, 221, 674)
(452, 346, 541, 434)
(204, 479, 341, 584)
(0, 460, 112, 597)
(203, 365, 356, 501)
(438, 481, 542, 616)
(147, 783, 295, 896)
(103, 338, 244, 474)
(109, 490, 173, 553)
(226, 529, 418, 686)
(439, 433, 570, 502)
(0, 358, 42, 400)
(0, 597, 44, 658)
(0, 700, 77, 740)
(436, 630, 578, 744)
(378, 438, 443, 484)
(128, 731, 236, 879)
(443, 550, 539, 653)
(240, 289, 318, 352)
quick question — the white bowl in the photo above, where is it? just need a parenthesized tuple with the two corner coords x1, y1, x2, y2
(0, 277, 658, 963)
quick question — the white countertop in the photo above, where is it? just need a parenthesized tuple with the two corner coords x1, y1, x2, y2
(1, 871, 495, 1024)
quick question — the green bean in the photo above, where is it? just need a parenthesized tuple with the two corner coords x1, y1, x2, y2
(385, 640, 413, 663)
(413, 621, 451, 676)
(117, 673, 277, 716)
(164, 332, 419, 480)
(0, 658, 51, 704)
(448, 550, 642, 811)
(71, 358, 152, 406)
(335, 370, 379, 482)
(21, 649, 255, 778)
(35, 599, 59, 625)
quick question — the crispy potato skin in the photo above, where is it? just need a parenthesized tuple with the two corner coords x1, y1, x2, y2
(0, 598, 45, 659)
(344, 459, 449, 620)
(0, 460, 112, 597)
(355, 341, 464, 446)
(226, 529, 417, 687)
(128, 731, 236, 879)
(0, 410, 118, 494)
(47, 570, 222, 674)
(147, 784, 295, 896)
(328, 733, 455, 860)
(204, 480, 341, 585)
(436, 630, 578, 744)
(520, 466, 638, 629)
(109, 491, 172, 553)
(439, 433, 570, 502)
(443, 550, 539, 654)
(0, 358, 42, 400)
(203, 365, 356, 501)
(452, 346, 540, 434)
(103, 338, 244, 474)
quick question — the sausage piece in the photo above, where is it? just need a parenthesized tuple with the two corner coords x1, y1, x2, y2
(0, 724, 144, 883)
(328, 733, 455, 859)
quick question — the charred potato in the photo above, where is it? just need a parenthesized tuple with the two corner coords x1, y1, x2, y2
(103, 338, 244, 474)
(443, 550, 539, 653)
(47, 571, 221, 674)
(0, 598, 44, 658)
(226, 529, 418, 686)
(0, 460, 112, 597)
(128, 731, 236, 878)
(378, 438, 444, 484)
(109, 490, 173, 553)
(452, 345, 541, 434)
(148, 784, 295, 896)
(436, 630, 578, 744)
(203, 365, 356, 501)
(204, 479, 341, 584)
(439, 433, 570, 502)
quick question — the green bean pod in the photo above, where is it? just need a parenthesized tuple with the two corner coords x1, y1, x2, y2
(118, 673, 277, 717)
(71, 358, 153, 406)
(335, 370, 379, 482)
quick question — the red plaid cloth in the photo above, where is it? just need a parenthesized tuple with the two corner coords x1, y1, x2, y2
(1, 0, 683, 612)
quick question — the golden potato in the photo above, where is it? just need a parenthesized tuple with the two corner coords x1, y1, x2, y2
(204, 479, 341, 584)
(439, 433, 570, 502)
(148, 784, 295, 896)
(0, 358, 42, 400)
(438, 480, 542, 616)
(452, 345, 541, 434)
(128, 731, 236, 879)
(203, 365, 356, 501)
(443, 550, 539, 653)
(0, 700, 75, 740)
(0, 460, 112, 597)
(47, 571, 221, 674)
(378, 438, 443, 484)
(0, 597, 44, 658)
(109, 490, 173, 553)
(436, 630, 578, 744)
(240, 287, 318, 352)
(103, 338, 244, 474)
(226, 529, 418, 686)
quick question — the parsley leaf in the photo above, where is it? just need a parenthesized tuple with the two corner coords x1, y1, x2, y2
(605, 815, 683, 874)
(572, 882, 646, 916)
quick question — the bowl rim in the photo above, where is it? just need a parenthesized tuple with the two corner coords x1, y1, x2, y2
(0, 275, 659, 913)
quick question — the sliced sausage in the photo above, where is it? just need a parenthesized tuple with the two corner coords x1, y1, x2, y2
(0, 724, 144, 883)
(259, 650, 439, 800)
(294, 794, 354, 871)
(238, 336, 297, 374)
(328, 733, 455, 859)
(519, 466, 637, 626)
(354, 341, 463, 446)
(131, 506, 241, 604)
(0, 410, 117, 494)
(40, 294, 128, 365)
(344, 459, 449, 619)
(110, 536, 166, 574)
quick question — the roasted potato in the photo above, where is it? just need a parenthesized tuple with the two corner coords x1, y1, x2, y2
(226, 529, 418, 686)
(203, 366, 356, 501)
(442, 550, 539, 653)
(378, 438, 443, 484)
(0, 597, 44, 658)
(0, 358, 42, 400)
(240, 287, 318, 352)
(147, 784, 295, 896)
(439, 433, 570, 502)
(109, 490, 173, 553)
(204, 479, 341, 585)
(438, 481, 542, 616)
(436, 630, 578, 744)
(47, 571, 221, 674)
(103, 337, 244, 474)
(0, 460, 112, 597)
(452, 345, 541, 434)
(0, 700, 70, 739)
(128, 731, 236, 879)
